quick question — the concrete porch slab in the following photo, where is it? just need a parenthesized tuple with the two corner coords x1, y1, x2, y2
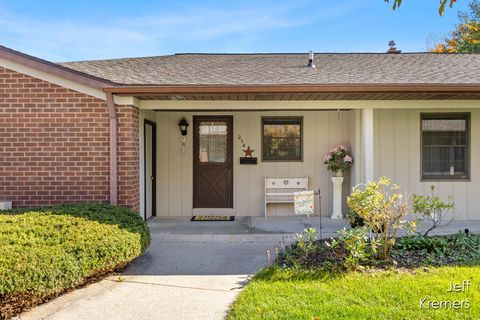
(148, 216, 252, 235)
(414, 219, 480, 236)
(250, 216, 349, 235)
(148, 216, 480, 240)
(148, 216, 348, 240)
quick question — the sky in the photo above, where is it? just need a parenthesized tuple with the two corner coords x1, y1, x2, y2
(0, 0, 472, 62)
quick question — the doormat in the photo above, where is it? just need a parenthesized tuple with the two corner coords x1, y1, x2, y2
(191, 216, 235, 222)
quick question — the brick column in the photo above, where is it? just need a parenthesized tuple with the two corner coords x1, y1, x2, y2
(116, 105, 140, 212)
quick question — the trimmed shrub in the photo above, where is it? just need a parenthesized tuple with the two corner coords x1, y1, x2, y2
(0, 203, 150, 319)
(347, 177, 411, 260)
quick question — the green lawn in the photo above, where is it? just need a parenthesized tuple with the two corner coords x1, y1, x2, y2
(228, 266, 480, 320)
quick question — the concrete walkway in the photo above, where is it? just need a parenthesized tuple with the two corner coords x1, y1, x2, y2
(18, 218, 287, 320)
(17, 216, 480, 320)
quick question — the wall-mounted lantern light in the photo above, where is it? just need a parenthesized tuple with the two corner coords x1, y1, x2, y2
(178, 117, 189, 136)
(178, 117, 189, 155)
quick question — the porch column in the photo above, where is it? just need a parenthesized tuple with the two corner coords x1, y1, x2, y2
(362, 107, 374, 183)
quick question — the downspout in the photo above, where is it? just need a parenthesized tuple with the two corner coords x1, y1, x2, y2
(106, 92, 118, 205)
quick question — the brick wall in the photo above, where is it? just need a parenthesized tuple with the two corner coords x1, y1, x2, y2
(0, 66, 139, 211)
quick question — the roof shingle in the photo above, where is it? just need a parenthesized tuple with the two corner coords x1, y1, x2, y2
(59, 53, 480, 86)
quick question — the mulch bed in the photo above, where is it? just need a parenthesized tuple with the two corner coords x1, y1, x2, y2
(276, 233, 480, 273)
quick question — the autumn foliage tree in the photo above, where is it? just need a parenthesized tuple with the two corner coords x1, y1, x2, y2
(385, 0, 456, 16)
(432, 0, 480, 53)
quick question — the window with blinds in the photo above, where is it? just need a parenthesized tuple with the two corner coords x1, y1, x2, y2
(421, 113, 469, 180)
(262, 117, 303, 161)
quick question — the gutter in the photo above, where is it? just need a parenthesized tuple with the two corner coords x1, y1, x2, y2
(103, 83, 480, 95)
(106, 92, 118, 205)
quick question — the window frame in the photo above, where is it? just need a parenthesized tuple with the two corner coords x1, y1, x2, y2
(261, 116, 304, 162)
(420, 112, 470, 182)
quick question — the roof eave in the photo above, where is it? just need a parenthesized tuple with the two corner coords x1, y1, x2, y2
(0, 45, 117, 89)
(103, 83, 480, 95)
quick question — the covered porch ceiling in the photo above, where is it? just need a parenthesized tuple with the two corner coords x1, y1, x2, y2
(106, 84, 480, 101)
(130, 92, 480, 101)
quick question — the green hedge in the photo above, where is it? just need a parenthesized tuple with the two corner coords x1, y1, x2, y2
(0, 203, 150, 318)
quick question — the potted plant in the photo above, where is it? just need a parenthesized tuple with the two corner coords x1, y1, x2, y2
(323, 145, 353, 176)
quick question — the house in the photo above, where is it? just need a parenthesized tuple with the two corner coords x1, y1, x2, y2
(1, 45, 480, 220)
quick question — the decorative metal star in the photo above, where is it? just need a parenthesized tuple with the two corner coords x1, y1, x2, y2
(243, 146, 255, 158)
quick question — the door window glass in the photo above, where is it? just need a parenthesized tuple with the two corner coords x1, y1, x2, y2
(198, 121, 228, 163)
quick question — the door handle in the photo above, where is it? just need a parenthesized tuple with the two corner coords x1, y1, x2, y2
(150, 176, 155, 180)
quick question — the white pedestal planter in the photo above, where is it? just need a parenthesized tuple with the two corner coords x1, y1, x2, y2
(331, 177, 344, 219)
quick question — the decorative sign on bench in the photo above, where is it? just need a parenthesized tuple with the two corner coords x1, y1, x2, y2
(264, 177, 309, 218)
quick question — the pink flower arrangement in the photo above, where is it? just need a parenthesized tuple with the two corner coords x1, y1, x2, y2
(324, 144, 353, 173)
(332, 145, 348, 153)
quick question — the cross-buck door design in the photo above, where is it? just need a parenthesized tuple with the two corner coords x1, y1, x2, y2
(193, 116, 233, 208)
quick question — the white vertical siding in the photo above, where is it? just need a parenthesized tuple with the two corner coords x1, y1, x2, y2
(152, 110, 355, 217)
(374, 108, 480, 220)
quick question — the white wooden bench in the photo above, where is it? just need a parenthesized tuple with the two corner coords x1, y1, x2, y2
(264, 177, 309, 218)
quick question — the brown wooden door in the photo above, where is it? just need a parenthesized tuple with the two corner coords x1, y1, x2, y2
(193, 116, 233, 208)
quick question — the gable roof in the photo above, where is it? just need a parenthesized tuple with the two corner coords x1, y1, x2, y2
(60, 53, 480, 86)
(2, 44, 480, 99)
(0, 45, 116, 89)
